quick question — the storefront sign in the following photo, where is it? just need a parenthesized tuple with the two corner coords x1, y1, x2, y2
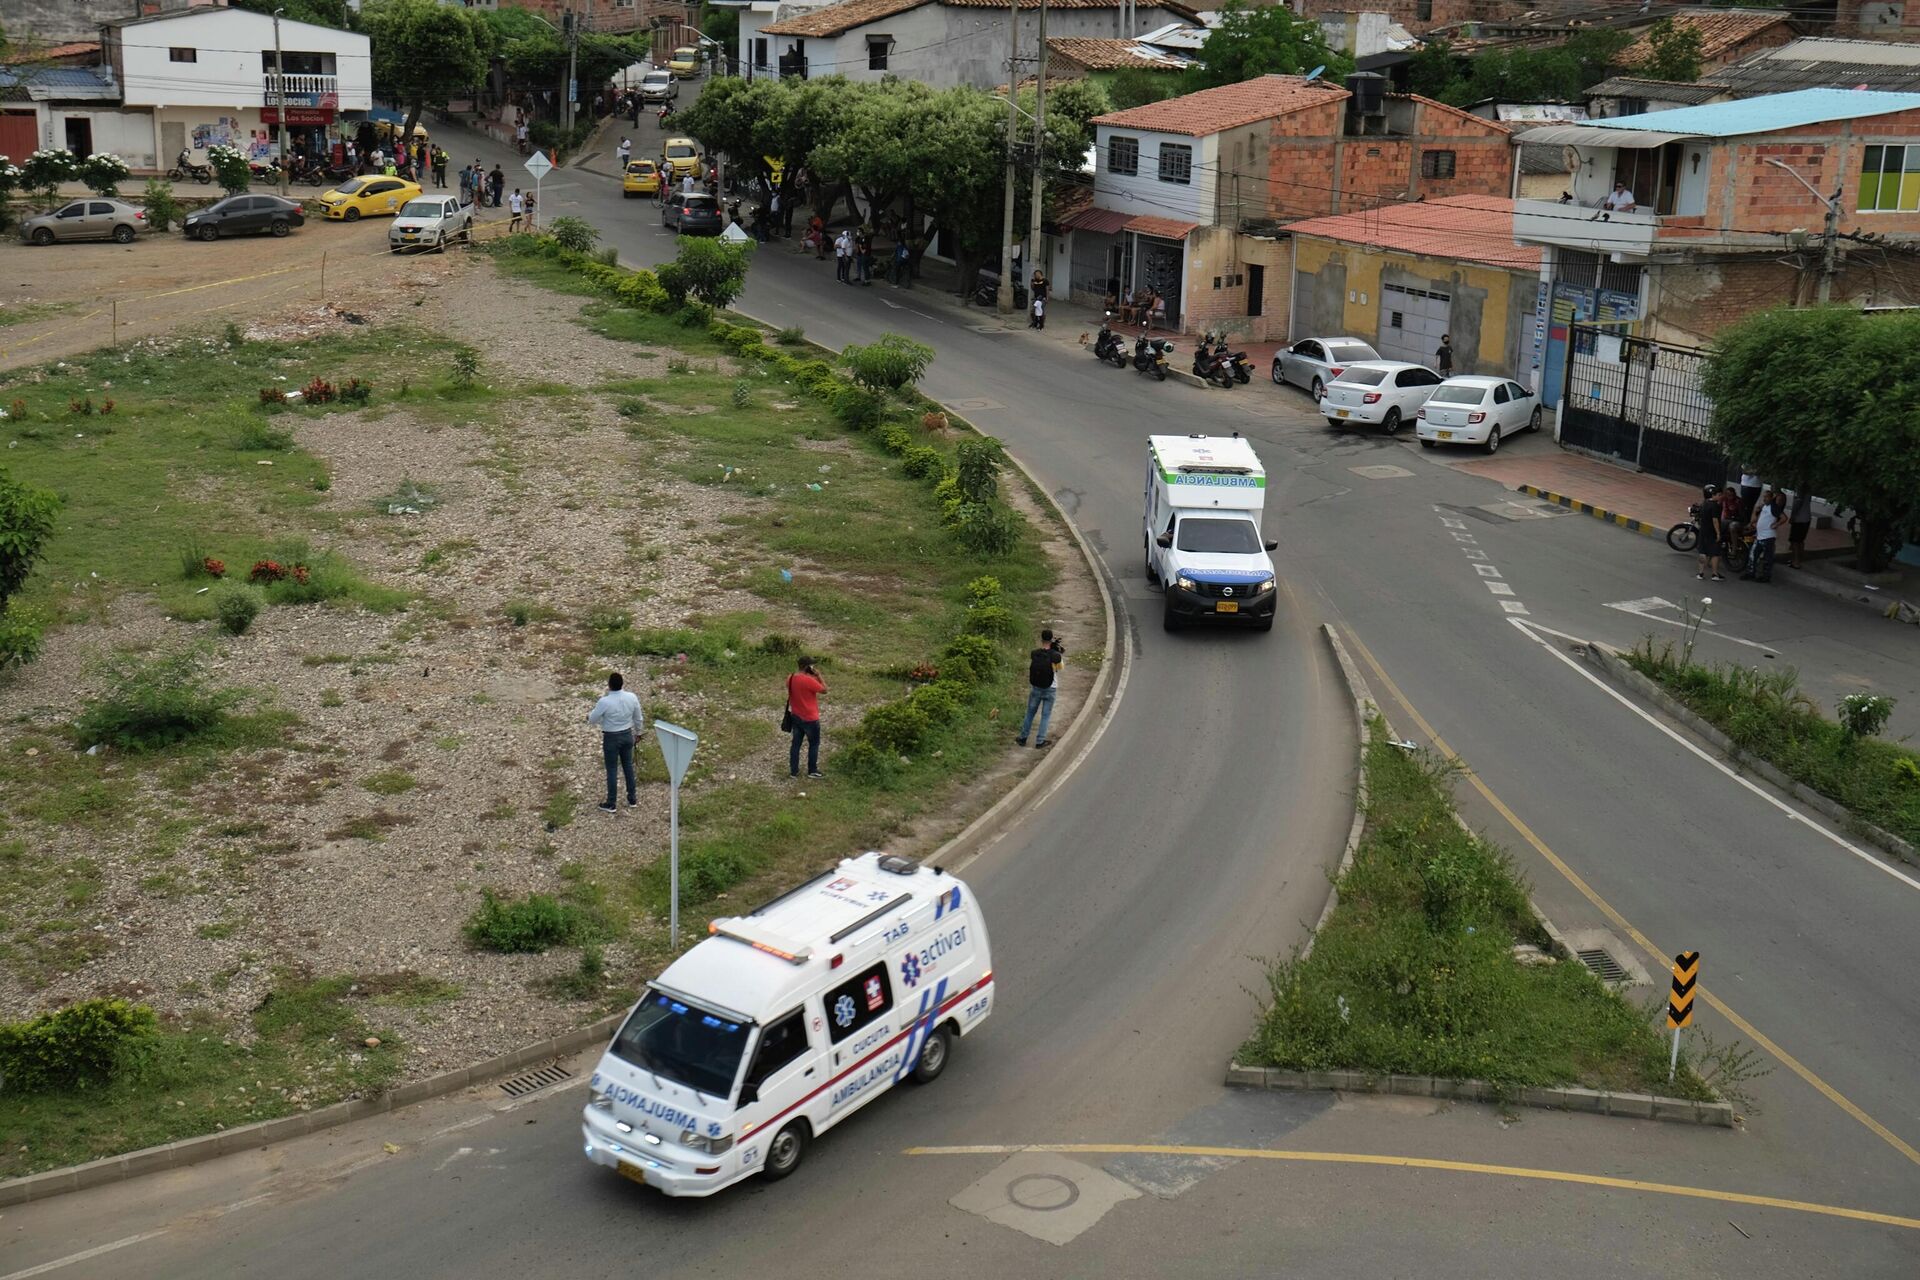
(262, 106, 335, 126)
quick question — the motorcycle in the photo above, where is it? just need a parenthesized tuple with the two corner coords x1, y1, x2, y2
(167, 150, 214, 184)
(1191, 334, 1234, 388)
(1091, 311, 1127, 368)
(657, 104, 675, 127)
(318, 161, 355, 184)
(1222, 343, 1252, 384)
(1132, 329, 1173, 381)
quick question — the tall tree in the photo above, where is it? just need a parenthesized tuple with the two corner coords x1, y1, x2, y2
(361, 0, 494, 142)
(230, 0, 355, 30)
(1181, 1, 1351, 93)
(1700, 307, 1920, 571)
(1638, 19, 1705, 83)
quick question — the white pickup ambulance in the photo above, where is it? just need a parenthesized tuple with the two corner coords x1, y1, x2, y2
(582, 852, 994, 1196)
(1144, 433, 1280, 632)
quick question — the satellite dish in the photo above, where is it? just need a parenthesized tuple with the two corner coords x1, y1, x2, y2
(1304, 65, 1326, 82)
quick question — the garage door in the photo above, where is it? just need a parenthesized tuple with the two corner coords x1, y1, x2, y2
(1377, 283, 1450, 367)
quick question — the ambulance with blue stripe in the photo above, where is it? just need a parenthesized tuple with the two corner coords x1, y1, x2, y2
(582, 852, 993, 1195)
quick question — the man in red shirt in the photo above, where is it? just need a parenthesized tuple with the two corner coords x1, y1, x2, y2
(786, 656, 827, 779)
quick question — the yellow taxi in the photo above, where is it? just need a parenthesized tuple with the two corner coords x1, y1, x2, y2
(668, 46, 701, 79)
(660, 137, 701, 179)
(318, 176, 423, 222)
(622, 158, 661, 198)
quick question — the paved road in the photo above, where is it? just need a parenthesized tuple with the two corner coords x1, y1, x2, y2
(8, 120, 1918, 1278)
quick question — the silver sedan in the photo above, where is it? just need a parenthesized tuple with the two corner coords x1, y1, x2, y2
(1271, 336, 1380, 399)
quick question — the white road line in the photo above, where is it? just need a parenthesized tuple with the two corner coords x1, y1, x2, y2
(1486, 583, 1515, 596)
(1500, 600, 1530, 614)
(1509, 617, 1920, 894)
(1463, 549, 1489, 560)
(1474, 564, 1503, 578)
(0, 1230, 169, 1279)
(1604, 598, 1778, 655)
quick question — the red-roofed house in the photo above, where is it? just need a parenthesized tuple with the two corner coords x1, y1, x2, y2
(1061, 73, 1513, 337)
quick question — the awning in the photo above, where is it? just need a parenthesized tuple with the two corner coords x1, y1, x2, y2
(1124, 214, 1199, 240)
(1512, 124, 1698, 150)
(1059, 207, 1131, 235)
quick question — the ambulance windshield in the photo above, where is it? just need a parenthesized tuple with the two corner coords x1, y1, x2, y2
(1176, 517, 1262, 554)
(611, 989, 751, 1098)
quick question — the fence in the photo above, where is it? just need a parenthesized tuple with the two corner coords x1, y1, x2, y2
(1559, 325, 1726, 489)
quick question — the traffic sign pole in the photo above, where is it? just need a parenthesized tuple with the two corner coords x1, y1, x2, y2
(653, 719, 698, 948)
(524, 149, 553, 233)
(1666, 950, 1699, 1082)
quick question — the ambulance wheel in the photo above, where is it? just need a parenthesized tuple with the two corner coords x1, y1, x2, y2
(910, 1026, 951, 1084)
(1162, 598, 1181, 632)
(763, 1121, 808, 1181)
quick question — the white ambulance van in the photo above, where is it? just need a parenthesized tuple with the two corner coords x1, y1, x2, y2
(1144, 433, 1279, 633)
(582, 852, 993, 1196)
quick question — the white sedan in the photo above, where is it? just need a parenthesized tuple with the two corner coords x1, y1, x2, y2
(1318, 361, 1443, 434)
(1271, 336, 1379, 399)
(1415, 375, 1543, 454)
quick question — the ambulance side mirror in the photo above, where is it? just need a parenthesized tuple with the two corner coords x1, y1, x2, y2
(1155, 533, 1172, 548)
(1264, 540, 1278, 551)
(738, 1082, 759, 1107)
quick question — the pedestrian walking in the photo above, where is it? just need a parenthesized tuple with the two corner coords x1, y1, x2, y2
(835, 229, 853, 283)
(1435, 333, 1454, 376)
(1029, 293, 1046, 330)
(516, 120, 530, 155)
(508, 188, 525, 233)
(432, 146, 448, 189)
(1745, 490, 1783, 582)
(1718, 483, 1745, 574)
(1015, 629, 1065, 748)
(785, 657, 827, 780)
(1691, 484, 1725, 582)
(1788, 488, 1813, 569)
(588, 672, 644, 813)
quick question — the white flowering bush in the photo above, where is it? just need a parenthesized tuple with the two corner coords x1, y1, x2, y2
(20, 149, 79, 207)
(80, 152, 131, 197)
(1837, 692, 1895, 741)
(207, 144, 252, 194)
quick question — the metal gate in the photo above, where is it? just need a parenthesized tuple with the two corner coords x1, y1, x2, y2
(1560, 325, 1725, 488)
(1377, 283, 1449, 367)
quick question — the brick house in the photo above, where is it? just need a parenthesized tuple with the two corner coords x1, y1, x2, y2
(1512, 89, 1920, 381)
(1613, 9, 1798, 75)
(1062, 73, 1513, 337)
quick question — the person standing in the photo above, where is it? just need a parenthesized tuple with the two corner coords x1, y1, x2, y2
(457, 164, 472, 206)
(892, 238, 911, 288)
(1746, 490, 1783, 582)
(488, 164, 505, 209)
(834, 229, 853, 284)
(588, 672, 644, 813)
(1016, 629, 1065, 749)
(768, 188, 781, 238)
(432, 146, 448, 189)
(1029, 292, 1045, 330)
(1692, 484, 1725, 582)
(516, 119, 530, 156)
(785, 657, 827, 780)
(1718, 483, 1745, 575)
(1788, 488, 1813, 569)
(1737, 467, 1763, 524)
(1435, 334, 1454, 376)
(617, 136, 632, 168)
(854, 227, 873, 285)
(508, 188, 525, 233)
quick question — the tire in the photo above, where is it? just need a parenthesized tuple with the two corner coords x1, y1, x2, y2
(1326, 418, 1342, 429)
(1420, 440, 1437, 450)
(166, 167, 184, 181)
(1383, 407, 1403, 435)
(1270, 361, 1283, 385)
(197, 224, 218, 242)
(343, 207, 360, 222)
(1528, 406, 1543, 433)
(1483, 426, 1502, 455)
(112, 224, 136, 244)
(269, 219, 289, 238)
(30, 228, 53, 247)
(1310, 377, 1324, 400)
(762, 1121, 808, 1181)
(909, 1025, 951, 1083)
(1162, 596, 1181, 632)
(195, 171, 212, 185)
(433, 235, 447, 254)
(1666, 523, 1698, 553)
(1256, 615, 1275, 633)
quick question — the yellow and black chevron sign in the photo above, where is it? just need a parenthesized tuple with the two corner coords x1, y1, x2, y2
(1667, 951, 1700, 1028)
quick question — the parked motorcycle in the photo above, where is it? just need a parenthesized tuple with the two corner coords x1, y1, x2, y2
(1192, 334, 1234, 388)
(167, 149, 214, 184)
(1091, 311, 1127, 368)
(1132, 328, 1173, 381)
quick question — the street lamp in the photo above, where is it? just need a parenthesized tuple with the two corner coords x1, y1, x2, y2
(1762, 156, 1843, 304)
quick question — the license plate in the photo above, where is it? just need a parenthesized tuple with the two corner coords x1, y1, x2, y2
(617, 1160, 650, 1186)
(1215, 601, 1239, 614)
(1337, 409, 1350, 417)
(1438, 431, 1453, 440)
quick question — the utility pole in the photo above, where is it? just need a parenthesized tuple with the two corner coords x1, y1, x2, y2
(1762, 157, 1842, 305)
(1026, 0, 1049, 303)
(996, 0, 1020, 313)
(563, 7, 581, 135)
(272, 7, 288, 198)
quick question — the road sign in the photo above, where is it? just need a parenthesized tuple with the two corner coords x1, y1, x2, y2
(720, 222, 751, 243)
(523, 150, 552, 180)
(654, 719, 698, 947)
(654, 719, 696, 786)
(1666, 950, 1699, 1027)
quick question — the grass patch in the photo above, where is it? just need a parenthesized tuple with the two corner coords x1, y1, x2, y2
(359, 769, 418, 796)
(1240, 728, 1724, 1100)
(1627, 641, 1920, 848)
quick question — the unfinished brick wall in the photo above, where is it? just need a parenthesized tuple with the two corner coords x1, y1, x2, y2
(1651, 252, 1920, 345)
(1700, 109, 1920, 239)
(1263, 96, 1514, 219)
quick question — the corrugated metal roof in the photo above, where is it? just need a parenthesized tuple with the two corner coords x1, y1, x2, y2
(1583, 76, 1731, 106)
(0, 65, 117, 101)
(1283, 195, 1541, 273)
(1586, 88, 1920, 138)
(1714, 38, 1920, 98)
(1513, 123, 1693, 150)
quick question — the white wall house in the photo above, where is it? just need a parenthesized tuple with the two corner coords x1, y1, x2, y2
(105, 6, 372, 166)
(1091, 122, 1218, 226)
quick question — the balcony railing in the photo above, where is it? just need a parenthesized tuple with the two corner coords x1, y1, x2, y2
(1513, 197, 1659, 257)
(263, 73, 338, 104)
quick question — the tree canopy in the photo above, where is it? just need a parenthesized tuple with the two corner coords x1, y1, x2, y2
(1699, 307, 1920, 570)
(362, 0, 494, 139)
(1180, 1, 1351, 93)
(231, 0, 355, 30)
(1411, 30, 1635, 108)
(1637, 19, 1705, 84)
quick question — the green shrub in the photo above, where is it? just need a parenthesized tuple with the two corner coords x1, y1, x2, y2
(966, 575, 1004, 603)
(829, 384, 885, 432)
(451, 348, 479, 387)
(963, 600, 1015, 636)
(0, 599, 48, 669)
(731, 379, 753, 408)
(931, 472, 963, 522)
(955, 438, 1003, 504)
(0, 464, 62, 604)
(665, 235, 754, 307)
(941, 634, 999, 685)
(0, 998, 156, 1093)
(506, 600, 534, 626)
(911, 681, 963, 726)
(591, 246, 620, 266)
(901, 445, 945, 480)
(547, 216, 599, 254)
(841, 333, 935, 392)
(953, 503, 1020, 556)
(679, 843, 754, 900)
(212, 583, 262, 636)
(756, 631, 804, 656)
(858, 700, 932, 755)
(776, 325, 806, 345)
(463, 890, 581, 953)
(878, 424, 914, 455)
(235, 419, 294, 452)
(141, 178, 183, 232)
(73, 647, 241, 751)
(1837, 693, 1896, 740)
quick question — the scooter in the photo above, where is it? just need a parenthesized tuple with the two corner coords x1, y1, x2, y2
(1132, 328, 1173, 381)
(1091, 311, 1127, 368)
(1222, 343, 1253, 384)
(1192, 334, 1235, 388)
(168, 150, 214, 184)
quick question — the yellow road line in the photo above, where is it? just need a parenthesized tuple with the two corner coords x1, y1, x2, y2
(904, 1144, 1920, 1231)
(1340, 627, 1920, 1169)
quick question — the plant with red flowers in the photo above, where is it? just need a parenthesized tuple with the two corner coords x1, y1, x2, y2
(908, 661, 939, 682)
(301, 377, 336, 405)
(259, 387, 283, 406)
(249, 559, 286, 584)
(290, 563, 311, 585)
(202, 558, 226, 578)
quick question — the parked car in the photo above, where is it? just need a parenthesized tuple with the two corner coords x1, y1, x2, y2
(623, 159, 662, 198)
(668, 46, 702, 79)
(388, 195, 472, 253)
(1318, 361, 1444, 434)
(661, 191, 723, 235)
(19, 199, 147, 246)
(182, 194, 305, 241)
(639, 68, 677, 102)
(660, 136, 702, 179)
(1416, 375, 1542, 454)
(1271, 336, 1379, 398)
(317, 176, 421, 221)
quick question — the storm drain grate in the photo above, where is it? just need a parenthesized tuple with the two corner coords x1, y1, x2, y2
(498, 1062, 571, 1098)
(1577, 948, 1629, 983)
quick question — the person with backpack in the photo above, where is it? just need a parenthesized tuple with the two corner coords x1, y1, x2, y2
(1016, 629, 1065, 749)
(785, 656, 827, 780)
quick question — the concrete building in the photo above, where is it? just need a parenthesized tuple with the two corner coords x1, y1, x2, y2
(743, 0, 1199, 87)
(1061, 73, 1513, 336)
(1832, 0, 1920, 42)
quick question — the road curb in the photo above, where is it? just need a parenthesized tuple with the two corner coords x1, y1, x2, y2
(1516, 484, 1662, 538)
(1304, 625, 1377, 958)
(1580, 642, 1918, 869)
(1223, 1065, 1735, 1127)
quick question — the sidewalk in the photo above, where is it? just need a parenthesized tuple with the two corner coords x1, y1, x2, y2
(1456, 450, 1919, 621)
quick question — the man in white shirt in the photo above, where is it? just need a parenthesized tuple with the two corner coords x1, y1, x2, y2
(1602, 181, 1636, 212)
(835, 229, 853, 283)
(617, 137, 632, 167)
(508, 188, 525, 232)
(1745, 490, 1783, 583)
(588, 672, 644, 813)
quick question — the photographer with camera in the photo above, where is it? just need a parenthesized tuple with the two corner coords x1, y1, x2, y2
(1015, 629, 1065, 749)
